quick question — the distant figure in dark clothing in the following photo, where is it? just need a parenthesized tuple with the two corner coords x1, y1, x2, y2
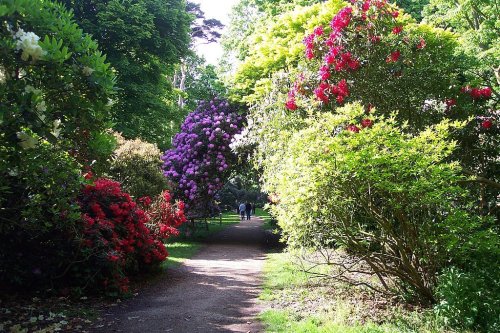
(245, 202, 252, 220)
(252, 203, 256, 215)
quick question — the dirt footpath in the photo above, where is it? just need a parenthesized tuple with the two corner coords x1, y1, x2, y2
(90, 217, 276, 333)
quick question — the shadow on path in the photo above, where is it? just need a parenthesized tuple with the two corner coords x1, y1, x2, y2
(89, 217, 277, 333)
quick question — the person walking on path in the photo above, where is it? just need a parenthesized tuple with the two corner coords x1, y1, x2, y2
(245, 202, 252, 220)
(239, 202, 246, 221)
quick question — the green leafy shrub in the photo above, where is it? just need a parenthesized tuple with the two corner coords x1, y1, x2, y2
(266, 103, 490, 304)
(0, 139, 83, 288)
(436, 266, 500, 332)
(108, 132, 168, 198)
(0, 0, 115, 291)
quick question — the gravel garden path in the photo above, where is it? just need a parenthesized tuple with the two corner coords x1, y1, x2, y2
(90, 217, 276, 333)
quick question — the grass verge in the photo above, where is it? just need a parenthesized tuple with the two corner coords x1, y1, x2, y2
(255, 207, 279, 231)
(259, 252, 468, 333)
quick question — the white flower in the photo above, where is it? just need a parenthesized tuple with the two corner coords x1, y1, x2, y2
(106, 98, 116, 107)
(0, 66, 7, 84)
(52, 119, 62, 138)
(14, 28, 46, 61)
(82, 66, 94, 76)
(16, 131, 38, 149)
(422, 99, 447, 114)
(36, 100, 47, 112)
(8, 168, 19, 177)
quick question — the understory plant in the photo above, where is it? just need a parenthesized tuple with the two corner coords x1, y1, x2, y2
(108, 133, 168, 198)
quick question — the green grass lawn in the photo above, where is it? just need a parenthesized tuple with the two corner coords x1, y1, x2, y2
(259, 252, 467, 333)
(162, 211, 242, 269)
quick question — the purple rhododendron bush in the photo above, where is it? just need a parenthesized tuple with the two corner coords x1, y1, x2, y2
(162, 98, 245, 216)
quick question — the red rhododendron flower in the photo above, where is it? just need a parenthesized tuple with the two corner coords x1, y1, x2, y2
(314, 25, 324, 36)
(362, 1, 371, 11)
(331, 7, 353, 31)
(139, 196, 152, 207)
(470, 88, 482, 99)
(445, 99, 456, 110)
(392, 26, 403, 35)
(306, 48, 314, 60)
(325, 52, 336, 64)
(481, 87, 492, 99)
(481, 119, 493, 129)
(361, 118, 374, 128)
(416, 37, 426, 49)
(347, 124, 360, 132)
(285, 92, 298, 110)
(386, 50, 401, 63)
(391, 11, 399, 18)
(319, 65, 331, 80)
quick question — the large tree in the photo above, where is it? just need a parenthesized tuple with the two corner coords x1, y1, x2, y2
(62, 0, 193, 146)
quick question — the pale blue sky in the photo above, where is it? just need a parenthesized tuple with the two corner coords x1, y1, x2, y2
(192, 0, 238, 65)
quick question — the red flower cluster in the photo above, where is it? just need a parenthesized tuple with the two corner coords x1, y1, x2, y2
(78, 178, 185, 293)
(386, 50, 401, 63)
(285, 91, 298, 110)
(331, 79, 350, 104)
(462, 86, 492, 100)
(392, 26, 403, 35)
(143, 190, 187, 240)
(288, 0, 410, 110)
(481, 119, 493, 129)
(347, 118, 373, 133)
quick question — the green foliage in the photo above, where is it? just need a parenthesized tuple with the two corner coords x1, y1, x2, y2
(435, 266, 500, 332)
(0, 0, 114, 291)
(222, 0, 325, 65)
(0, 140, 83, 288)
(175, 53, 228, 112)
(108, 132, 168, 198)
(63, 0, 193, 146)
(422, 0, 499, 92)
(229, 0, 347, 103)
(265, 104, 479, 303)
(0, 0, 115, 164)
(396, 0, 429, 21)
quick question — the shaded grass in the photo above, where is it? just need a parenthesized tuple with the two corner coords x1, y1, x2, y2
(259, 252, 465, 333)
(255, 207, 278, 231)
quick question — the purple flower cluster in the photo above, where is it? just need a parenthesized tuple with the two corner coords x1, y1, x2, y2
(162, 98, 244, 210)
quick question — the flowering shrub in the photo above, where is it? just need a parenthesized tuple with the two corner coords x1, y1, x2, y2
(77, 179, 185, 293)
(286, 0, 462, 125)
(285, 0, 499, 215)
(162, 98, 245, 216)
(0, 0, 117, 293)
(108, 133, 168, 198)
(142, 191, 187, 239)
(0, 0, 115, 165)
